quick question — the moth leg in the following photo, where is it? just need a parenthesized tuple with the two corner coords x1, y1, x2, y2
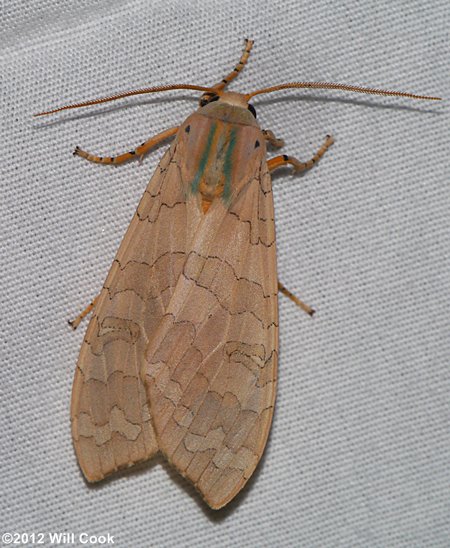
(268, 135, 334, 173)
(263, 129, 285, 148)
(278, 281, 315, 317)
(214, 38, 254, 91)
(68, 295, 100, 330)
(73, 126, 179, 165)
(200, 39, 254, 106)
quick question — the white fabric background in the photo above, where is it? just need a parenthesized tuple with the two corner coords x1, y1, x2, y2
(1, 1, 449, 546)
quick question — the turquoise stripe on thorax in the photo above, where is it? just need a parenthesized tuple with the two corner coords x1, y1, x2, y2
(222, 128, 237, 204)
(191, 123, 217, 194)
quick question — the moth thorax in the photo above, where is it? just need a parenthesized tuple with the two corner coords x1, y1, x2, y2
(218, 91, 249, 108)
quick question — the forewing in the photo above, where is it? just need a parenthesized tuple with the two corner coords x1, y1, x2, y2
(144, 156, 278, 509)
(71, 135, 198, 481)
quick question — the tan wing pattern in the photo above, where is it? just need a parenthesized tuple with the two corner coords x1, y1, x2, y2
(71, 136, 200, 481)
(144, 155, 278, 509)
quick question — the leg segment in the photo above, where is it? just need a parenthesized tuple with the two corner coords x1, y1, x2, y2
(278, 281, 315, 316)
(268, 135, 334, 173)
(73, 126, 178, 165)
(263, 129, 285, 148)
(68, 295, 100, 330)
(200, 39, 254, 106)
(213, 38, 254, 91)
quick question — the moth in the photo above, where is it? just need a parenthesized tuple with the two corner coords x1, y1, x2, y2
(36, 40, 439, 509)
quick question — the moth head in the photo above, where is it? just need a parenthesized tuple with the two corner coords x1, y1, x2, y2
(200, 90, 257, 117)
(199, 92, 220, 107)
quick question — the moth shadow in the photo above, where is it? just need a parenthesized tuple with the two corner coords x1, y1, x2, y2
(33, 89, 442, 129)
(255, 93, 443, 115)
(160, 439, 272, 520)
(79, 441, 271, 518)
(32, 96, 198, 127)
(270, 166, 309, 182)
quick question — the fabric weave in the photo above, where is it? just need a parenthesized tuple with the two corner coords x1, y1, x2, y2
(1, 1, 449, 546)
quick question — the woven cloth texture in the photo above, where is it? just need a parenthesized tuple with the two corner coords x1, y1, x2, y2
(1, 1, 449, 546)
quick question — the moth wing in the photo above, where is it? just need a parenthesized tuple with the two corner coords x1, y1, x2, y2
(71, 135, 200, 481)
(144, 159, 278, 509)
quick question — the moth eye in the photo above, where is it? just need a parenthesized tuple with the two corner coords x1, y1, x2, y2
(199, 94, 219, 107)
(248, 103, 257, 118)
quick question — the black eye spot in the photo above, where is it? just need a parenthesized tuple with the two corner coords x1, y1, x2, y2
(185, 125, 190, 133)
(199, 94, 219, 107)
(248, 103, 257, 118)
(255, 140, 260, 148)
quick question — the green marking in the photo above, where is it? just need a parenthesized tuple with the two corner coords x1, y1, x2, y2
(222, 128, 237, 204)
(191, 123, 217, 194)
